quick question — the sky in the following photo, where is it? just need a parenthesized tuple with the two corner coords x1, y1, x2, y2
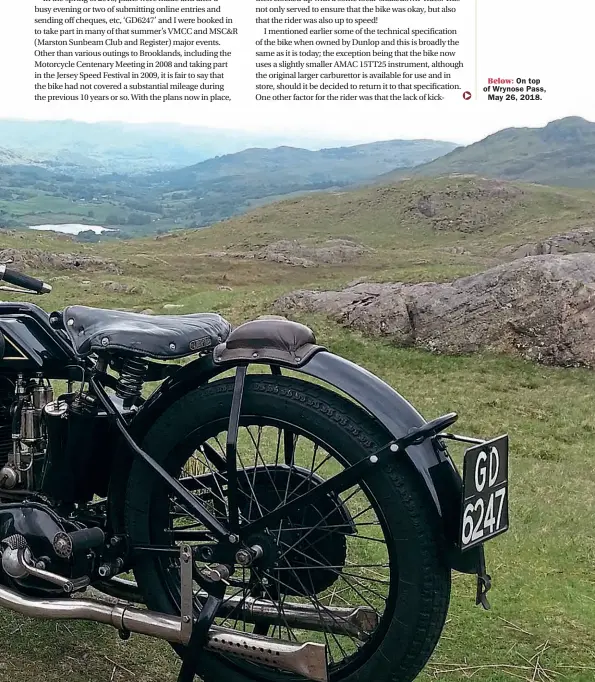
(1, 0, 593, 146)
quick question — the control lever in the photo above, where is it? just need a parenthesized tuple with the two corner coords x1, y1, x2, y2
(0, 265, 52, 295)
(16, 548, 89, 594)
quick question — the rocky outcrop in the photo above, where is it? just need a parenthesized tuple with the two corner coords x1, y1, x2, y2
(0, 248, 120, 273)
(258, 239, 370, 266)
(198, 239, 371, 267)
(502, 228, 595, 258)
(406, 178, 525, 232)
(274, 253, 595, 368)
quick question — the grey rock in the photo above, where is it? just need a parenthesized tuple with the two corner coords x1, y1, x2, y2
(198, 239, 371, 267)
(417, 195, 438, 218)
(503, 228, 595, 258)
(274, 253, 595, 368)
(101, 281, 139, 294)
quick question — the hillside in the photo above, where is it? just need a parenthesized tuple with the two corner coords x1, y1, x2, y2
(379, 117, 595, 189)
(0, 138, 456, 235)
(153, 139, 457, 188)
(5, 174, 595, 315)
(0, 147, 32, 166)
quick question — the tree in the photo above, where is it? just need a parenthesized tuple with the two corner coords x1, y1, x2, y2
(76, 230, 100, 243)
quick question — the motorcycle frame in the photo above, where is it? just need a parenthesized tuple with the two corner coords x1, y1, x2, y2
(0, 301, 484, 575)
(112, 351, 485, 574)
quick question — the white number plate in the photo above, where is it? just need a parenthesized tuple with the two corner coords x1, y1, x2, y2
(460, 435, 509, 551)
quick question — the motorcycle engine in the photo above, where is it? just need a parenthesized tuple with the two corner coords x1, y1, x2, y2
(0, 375, 54, 492)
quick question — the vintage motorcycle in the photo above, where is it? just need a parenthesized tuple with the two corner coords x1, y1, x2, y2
(0, 264, 509, 682)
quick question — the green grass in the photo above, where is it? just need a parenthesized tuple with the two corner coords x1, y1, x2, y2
(2, 176, 595, 680)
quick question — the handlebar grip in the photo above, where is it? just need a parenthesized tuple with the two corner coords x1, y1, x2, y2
(0, 266, 52, 294)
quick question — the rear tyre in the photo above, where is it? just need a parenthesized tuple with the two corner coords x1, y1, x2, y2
(125, 374, 451, 682)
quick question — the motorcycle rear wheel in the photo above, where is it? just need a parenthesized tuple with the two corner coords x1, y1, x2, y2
(125, 374, 451, 682)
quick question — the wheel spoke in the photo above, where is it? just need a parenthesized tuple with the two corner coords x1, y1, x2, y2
(157, 419, 396, 674)
(263, 565, 356, 658)
(277, 488, 361, 561)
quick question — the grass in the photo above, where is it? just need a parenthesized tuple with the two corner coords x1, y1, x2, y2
(2, 175, 595, 679)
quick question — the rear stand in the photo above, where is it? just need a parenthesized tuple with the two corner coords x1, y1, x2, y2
(177, 366, 248, 682)
(176, 542, 226, 682)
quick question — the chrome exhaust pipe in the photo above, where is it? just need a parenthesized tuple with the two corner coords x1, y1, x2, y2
(0, 582, 187, 642)
(0, 544, 328, 682)
(203, 594, 378, 641)
(98, 577, 379, 641)
(0, 584, 328, 681)
(206, 626, 327, 682)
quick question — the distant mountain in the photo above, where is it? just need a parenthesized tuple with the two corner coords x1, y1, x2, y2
(0, 147, 33, 166)
(0, 137, 456, 234)
(0, 119, 413, 176)
(145, 139, 456, 225)
(0, 119, 293, 174)
(379, 117, 595, 189)
(154, 139, 456, 188)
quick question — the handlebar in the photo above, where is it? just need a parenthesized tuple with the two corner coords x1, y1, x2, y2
(0, 265, 52, 294)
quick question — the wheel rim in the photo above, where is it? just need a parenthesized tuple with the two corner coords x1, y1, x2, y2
(147, 416, 399, 680)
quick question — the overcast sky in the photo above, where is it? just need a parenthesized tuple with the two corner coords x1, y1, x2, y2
(1, 0, 592, 146)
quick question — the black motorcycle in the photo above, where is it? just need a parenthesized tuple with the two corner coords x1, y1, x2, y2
(0, 265, 509, 682)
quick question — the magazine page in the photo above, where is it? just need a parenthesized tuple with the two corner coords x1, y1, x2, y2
(0, 1, 593, 681)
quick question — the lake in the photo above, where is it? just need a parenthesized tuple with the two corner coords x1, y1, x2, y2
(29, 224, 115, 235)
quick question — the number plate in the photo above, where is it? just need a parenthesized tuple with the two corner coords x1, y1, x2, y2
(460, 435, 509, 551)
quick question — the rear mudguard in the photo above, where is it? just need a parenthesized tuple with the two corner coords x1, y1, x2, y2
(119, 350, 479, 574)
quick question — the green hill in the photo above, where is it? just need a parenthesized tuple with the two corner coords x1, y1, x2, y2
(6, 174, 595, 310)
(379, 117, 595, 189)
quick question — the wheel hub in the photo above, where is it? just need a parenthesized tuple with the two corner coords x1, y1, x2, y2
(237, 465, 352, 596)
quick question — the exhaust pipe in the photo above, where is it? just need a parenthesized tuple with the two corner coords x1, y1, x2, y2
(0, 583, 328, 682)
(98, 577, 378, 641)
(0, 544, 328, 681)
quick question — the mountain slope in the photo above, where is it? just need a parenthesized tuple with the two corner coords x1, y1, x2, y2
(8, 175, 595, 304)
(153, 139, 457, 188)
(0, 147, 32, 166)
(142, 138, 457, 227)
(0, 138, 457, 233)
(379, 117, 595, 189)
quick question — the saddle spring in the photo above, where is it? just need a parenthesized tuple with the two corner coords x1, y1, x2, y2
(116, 357, 149, 408)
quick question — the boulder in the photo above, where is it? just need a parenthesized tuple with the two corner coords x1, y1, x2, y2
(101, 281, 139, 294)
(274, 253, 595, 368)
(503, 228, 595, 258)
